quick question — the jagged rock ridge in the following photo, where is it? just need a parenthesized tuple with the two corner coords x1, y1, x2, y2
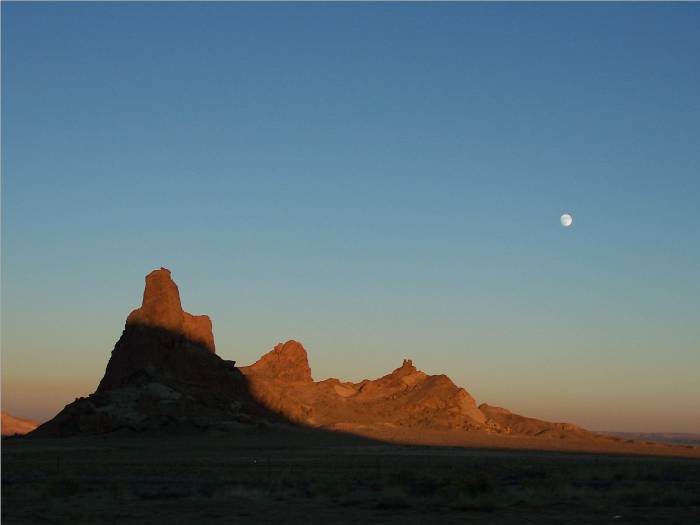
(32, 267, 595, 442)
(240, 342, 594, 439)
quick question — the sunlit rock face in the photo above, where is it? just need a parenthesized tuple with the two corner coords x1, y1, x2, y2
(126, 267, 215, 353)
(240, 345, 490, 431)
(241, 340, 313, 383)
(239, 345, 598, 441)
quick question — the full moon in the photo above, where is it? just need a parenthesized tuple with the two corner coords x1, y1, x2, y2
(560, 213, 573, 227)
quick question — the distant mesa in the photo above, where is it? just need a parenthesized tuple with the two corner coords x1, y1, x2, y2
(27, 268, 696, 457)
(1, 412, 38, 436)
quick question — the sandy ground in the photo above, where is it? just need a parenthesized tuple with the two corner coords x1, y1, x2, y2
(2, 426, 700, 524)
(339, 424, 700, 458)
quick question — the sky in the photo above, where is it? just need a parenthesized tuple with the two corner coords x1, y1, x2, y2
(2, 3, 699, 433)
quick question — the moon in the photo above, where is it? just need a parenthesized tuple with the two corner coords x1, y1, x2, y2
(560, 213, 573, 227)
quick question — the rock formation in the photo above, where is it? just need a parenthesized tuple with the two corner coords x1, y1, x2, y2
(241, 340, 313, 383)
(32, 267, 597, 442)
(126, 267, 215, 353)
(1, 412, 38, 436)
(479, 404, 594, 439)
(32, 269, 267, 437)
(240, 341, 591, 439)
(96, 268, 219, 393)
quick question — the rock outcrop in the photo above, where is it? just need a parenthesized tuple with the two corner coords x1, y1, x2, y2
(126, 268, 215, 353)
(240, 340, 313, 383)
(479, 404, 595, 439)
(240, 341, 591, 439)
(32, 269, 266, 437)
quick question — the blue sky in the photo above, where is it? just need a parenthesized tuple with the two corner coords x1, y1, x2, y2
(2, 3, 699, 431)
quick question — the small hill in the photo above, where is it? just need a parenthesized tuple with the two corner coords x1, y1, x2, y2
(479, 403, 594, 439)
(1, 412, 38, 436)
(242, 340, 313, 383)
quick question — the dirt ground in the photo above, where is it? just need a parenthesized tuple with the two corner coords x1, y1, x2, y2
(2, 426, 699, 524)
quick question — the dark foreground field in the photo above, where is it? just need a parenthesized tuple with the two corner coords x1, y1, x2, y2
(3, 426, 700, 524)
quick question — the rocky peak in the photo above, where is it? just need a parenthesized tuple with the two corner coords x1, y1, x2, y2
(389, 358, 418, 378)
(127, 267, 215, 353)
(242, 340, 313, 383)
(33, 268, 262, 436)
(127, 268, 182, 330)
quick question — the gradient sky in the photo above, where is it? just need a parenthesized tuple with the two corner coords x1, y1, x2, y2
(2, 3, 699, 432)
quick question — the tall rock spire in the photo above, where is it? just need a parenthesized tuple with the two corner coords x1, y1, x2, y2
(32, 268, 259, 437)
(126, 267, 215, 353)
